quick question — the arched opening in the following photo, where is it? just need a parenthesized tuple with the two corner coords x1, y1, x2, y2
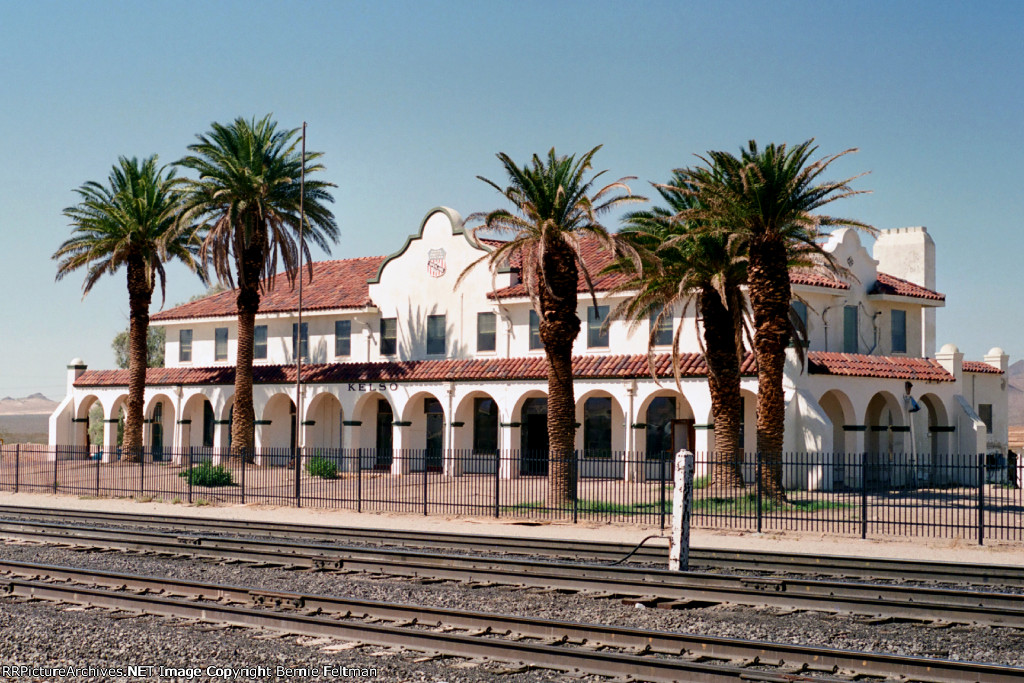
(520, 397, 548, 476)
(919, 393, 950, 484)
(582, 396, 612, 458)
(865, 391, 904, 489)
(819, 389, 855, 488)
(376, 399, 393, 469)
(304, 392, 343, 451)
(146, 394, 174, 461)
(74, 396, 103, 452)
(261, 393, 296, 450)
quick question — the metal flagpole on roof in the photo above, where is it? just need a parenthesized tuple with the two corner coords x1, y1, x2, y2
(295, 122, 306, 500)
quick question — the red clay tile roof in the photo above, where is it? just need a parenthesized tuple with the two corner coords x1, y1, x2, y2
(806, 352, 954, 382)
(74, 353, 760, 387)
(870, 272, 945, 301)
(963, 361, 1002, 374)
(77, 351, 974, 386)
(151, 256, 385, 322)
(790, 269, 848, 290)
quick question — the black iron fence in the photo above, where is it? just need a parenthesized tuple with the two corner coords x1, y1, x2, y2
(0, 445, 1019, 544)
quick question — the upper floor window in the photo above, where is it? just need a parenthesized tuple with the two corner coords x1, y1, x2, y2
(427, 314, 446, 355)
(291, 322, 308, 361)
(843, 305, 858, 354)
(335, 319, 351, 357)
(891, 309, 907, 354)
(215, 327, 228, 361)
(529, 310, 543, 350)
(179, 329, 193, 363)
(650, 305, 673, 346)
(477, 312, 496, 352)
(588, 305, 609, 348)
(380, 318, 397, 356)
(792, 300, 808, 330)
(254, 325, 268, 360)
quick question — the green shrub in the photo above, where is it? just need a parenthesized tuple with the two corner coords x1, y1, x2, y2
(178, 462, 234, 487)
(305, 456, 338, 479)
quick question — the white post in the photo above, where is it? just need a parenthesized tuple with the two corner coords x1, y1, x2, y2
(668, 449, 695, 572)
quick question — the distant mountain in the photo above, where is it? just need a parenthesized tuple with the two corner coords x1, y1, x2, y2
(0, 394, 58, 416)
(1008, 360, 1024, 427)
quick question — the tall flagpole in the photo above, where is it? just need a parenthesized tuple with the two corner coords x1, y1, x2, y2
(295, 122, 306, 502)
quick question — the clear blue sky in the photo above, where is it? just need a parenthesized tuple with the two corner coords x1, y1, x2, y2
(1, 0, 1021, 399)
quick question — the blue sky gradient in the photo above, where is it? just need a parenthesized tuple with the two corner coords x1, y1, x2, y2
(1, 1, 1021, 398)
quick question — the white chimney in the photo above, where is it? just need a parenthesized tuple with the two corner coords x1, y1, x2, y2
(873, 227, 936, 357)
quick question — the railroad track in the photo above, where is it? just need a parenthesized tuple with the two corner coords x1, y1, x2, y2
(3, 518, 1024, 629)
(1, 504, 1021, 587)
(2, 558, 1021, 683)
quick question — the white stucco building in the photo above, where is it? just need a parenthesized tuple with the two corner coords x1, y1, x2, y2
(49, 207, 1010, 489)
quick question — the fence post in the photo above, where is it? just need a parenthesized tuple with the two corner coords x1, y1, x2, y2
(756, 453, 763, 533)
(139, 447, 144, 498)
(95, 447, 100, 497)
(53, 445, 59, 494)
(423, 450, 429, 517)
(293, 447, 300, 508)
(356, 448, 363, 513)
(240, 448, 246, 505)
(14, 444, 20, 494)
(494, 451, 500, 519)
(861, 451, 868, 540)
(978, 452, 985, 546)
(659, 453, 667, 531)
(187, 447, 193, 505)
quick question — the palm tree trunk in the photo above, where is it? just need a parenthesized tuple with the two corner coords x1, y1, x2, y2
(232, 283, 258, 461)
(231, 242, 264, 462)
(747, 238, 791, 501)
(122, 257, 152, 462)
(699, 285, 744, 489)
(539, 239, 581, 507)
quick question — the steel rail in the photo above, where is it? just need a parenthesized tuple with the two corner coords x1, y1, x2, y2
(3, 519, 1024, 628)
(1, 504, 1021, 587)
(1, 577, 838, 683)
(2, 559, 1021, 683)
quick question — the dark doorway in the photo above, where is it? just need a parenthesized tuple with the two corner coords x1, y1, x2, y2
(375, 400, 393, 469)
(473, 397, 498, 454)
(520, 397, 548, 476)
(151, 402, 164, 462)
(202, 401, 215, 449)
(424, 398, 443, 471)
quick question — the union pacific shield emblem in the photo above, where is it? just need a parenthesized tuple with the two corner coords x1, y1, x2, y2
(427, 248, 446, 278)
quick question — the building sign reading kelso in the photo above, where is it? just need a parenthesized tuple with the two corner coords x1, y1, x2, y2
(347, 382, 400, 392)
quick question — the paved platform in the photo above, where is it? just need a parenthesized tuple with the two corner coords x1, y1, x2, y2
(2, 490, 1022, 567)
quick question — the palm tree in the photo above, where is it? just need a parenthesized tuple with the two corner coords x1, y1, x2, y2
(175, 115, 338, 455)
(676, 140, 872, 499)
(54, 156, 202, 460)
(608, 172, 748, 489)
(459, 146, 644, 505)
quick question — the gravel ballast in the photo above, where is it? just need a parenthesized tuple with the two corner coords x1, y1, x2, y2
(1, 538, 1023, 680)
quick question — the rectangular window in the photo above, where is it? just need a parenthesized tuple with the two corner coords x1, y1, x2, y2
(426, 314, 446, 355)
(587, 305, 609, 348)
(254, 325, 267, 360)
(529, 310, 543, 350)
(891, 309, 907, 354)
(650, 305, 673, 346)
(335, 319, 351, 357)
(477, 312, 496, 352)
(792, 300, 808, 329)
(380, 318, 397, 356)
(843, 305, 858, 354)
(179, 329, 193, 363)
(979, 404, 993, 434)
(291, 322, 308, 360)
(214, 327, 228, 361)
